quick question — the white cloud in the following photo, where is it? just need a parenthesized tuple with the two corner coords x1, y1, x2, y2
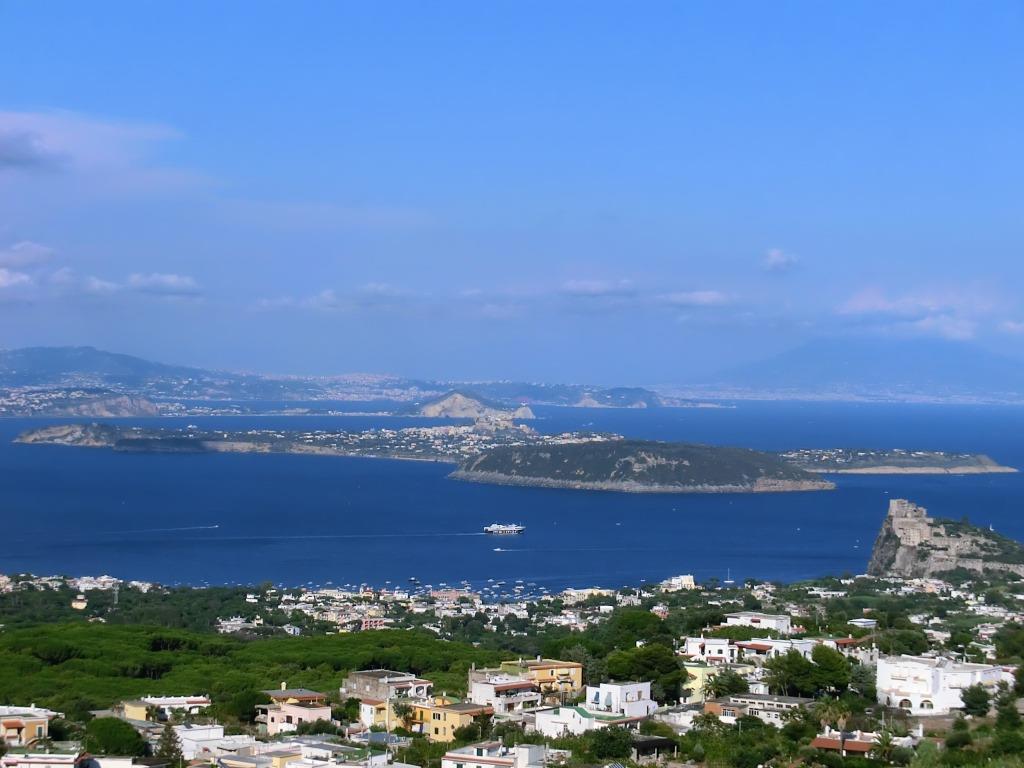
(1000, 320, 1024, 335)
(561, 279, 634, 297)
(908, 314, 977, 340)
(84, 276, 121, 294)
(128, 272, 201, 296)
(763, 248, 798, 272)
(660, 290, 731, 307)
(838, 288, 993, 318)
(0, 267, 31, 288)
(0, 240, 55, 268)
(836, 287, 999, 340)
(0, 110, 179, 173)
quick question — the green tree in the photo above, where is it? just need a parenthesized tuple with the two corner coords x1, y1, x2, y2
(814, 698, 850, 732)
(154, 723, 183, 768)
(995, 682, 1022, 731)
(849, 663, 877, 700)
(587, 727, 633, 759)
(959, 684, 991, 717)
(764, 650, 815, 696)
(810, 645, 851, 693)
(943, 719, 972, 750)
(705, 669, 749, 699)
(84, 718, 148, 757)
(391, 702, 414, 730)
(605, 643, 686, 703)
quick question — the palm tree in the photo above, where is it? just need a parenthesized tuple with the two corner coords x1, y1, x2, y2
(814, 698, 849, 733)
(873, 729, 896, 763)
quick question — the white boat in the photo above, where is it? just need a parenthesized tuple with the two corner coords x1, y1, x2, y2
(484, 523, 525, 535)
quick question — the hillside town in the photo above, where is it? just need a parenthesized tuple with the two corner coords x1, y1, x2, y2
(5, 555, 1024, 768)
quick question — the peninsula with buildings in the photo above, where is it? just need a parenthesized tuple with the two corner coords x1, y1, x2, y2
(781, 447, 1017, 474)
(15, 425, 832, 494)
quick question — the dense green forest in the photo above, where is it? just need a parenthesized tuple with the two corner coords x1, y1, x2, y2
(0, 625, 503, 719)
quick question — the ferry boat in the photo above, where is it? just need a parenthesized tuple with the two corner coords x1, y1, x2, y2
(483, 523, 525, 535)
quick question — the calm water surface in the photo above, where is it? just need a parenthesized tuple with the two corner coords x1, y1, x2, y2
(1, 402, 1022, 591)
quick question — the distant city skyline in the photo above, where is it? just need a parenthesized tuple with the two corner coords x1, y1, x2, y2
(1, 2, 1022, 381)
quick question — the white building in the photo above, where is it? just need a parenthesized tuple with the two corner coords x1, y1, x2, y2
(140, 695, 211, 717)
(441, 742, 547, 768)
(876, 655, 1007, 715)
(584, 682, 657, 718)
(1, 754, 82, 768)
(174, 724, 226, 760)
(534, 681, 656, 737)
(681, 637, 738, 665)
(660, 575, 697, 591)
(723, 612, 792, 635)
(468, 675, 542, 714)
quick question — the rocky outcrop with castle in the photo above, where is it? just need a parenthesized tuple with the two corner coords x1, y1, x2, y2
(868, 498, 1024, 578)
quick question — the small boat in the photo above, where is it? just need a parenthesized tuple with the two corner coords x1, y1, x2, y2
(484, 523, 525, 535)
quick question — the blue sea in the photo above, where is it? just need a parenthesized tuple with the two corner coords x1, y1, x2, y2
(2, 402, 1023, 592)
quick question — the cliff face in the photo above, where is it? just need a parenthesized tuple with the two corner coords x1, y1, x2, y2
(50, 394, 160, 417)
(868, 499, 1024, 578)
(418, 391, 535, 419)
(15, 423, 121, 447)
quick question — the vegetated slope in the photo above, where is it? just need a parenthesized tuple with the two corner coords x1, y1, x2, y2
(0, 624, 502, 718)
(453, 439, 834, 493)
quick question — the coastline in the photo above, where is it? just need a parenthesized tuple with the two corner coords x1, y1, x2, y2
(809, 464, 1018, 475)
(448, 469, 835, 494)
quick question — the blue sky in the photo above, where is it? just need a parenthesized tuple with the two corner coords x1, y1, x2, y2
(1, 1, 1022, 382)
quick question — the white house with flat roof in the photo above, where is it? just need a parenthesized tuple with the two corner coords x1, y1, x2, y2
(681, 637, 738, 665)
(534, 681, 656, 737)
(0, 754, 82, 768)
(584, 682, 657, 719)
(440, 742, 547, 768)
(876, 655, 1007, 715)
(723, 612, 792, 635)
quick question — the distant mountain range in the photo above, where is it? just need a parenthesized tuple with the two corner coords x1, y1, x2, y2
(0, 346, 664, 409)
(701, 338, 1024, 402)
(0, 346, 201, 384)
(4, 340, 1021, 407)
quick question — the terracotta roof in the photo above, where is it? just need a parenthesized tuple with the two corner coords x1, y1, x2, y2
(811, 737, 873, 753)
(811, 737, 842, 751)
(843, 741, 874, 753)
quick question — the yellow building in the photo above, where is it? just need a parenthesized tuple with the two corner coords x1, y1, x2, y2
(681, 661, 757, 704)
(406, 697, 492, 743)
(0, 706, 60, 748)
(499, 658, 584, 701)
(118, 700, 151, 722)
